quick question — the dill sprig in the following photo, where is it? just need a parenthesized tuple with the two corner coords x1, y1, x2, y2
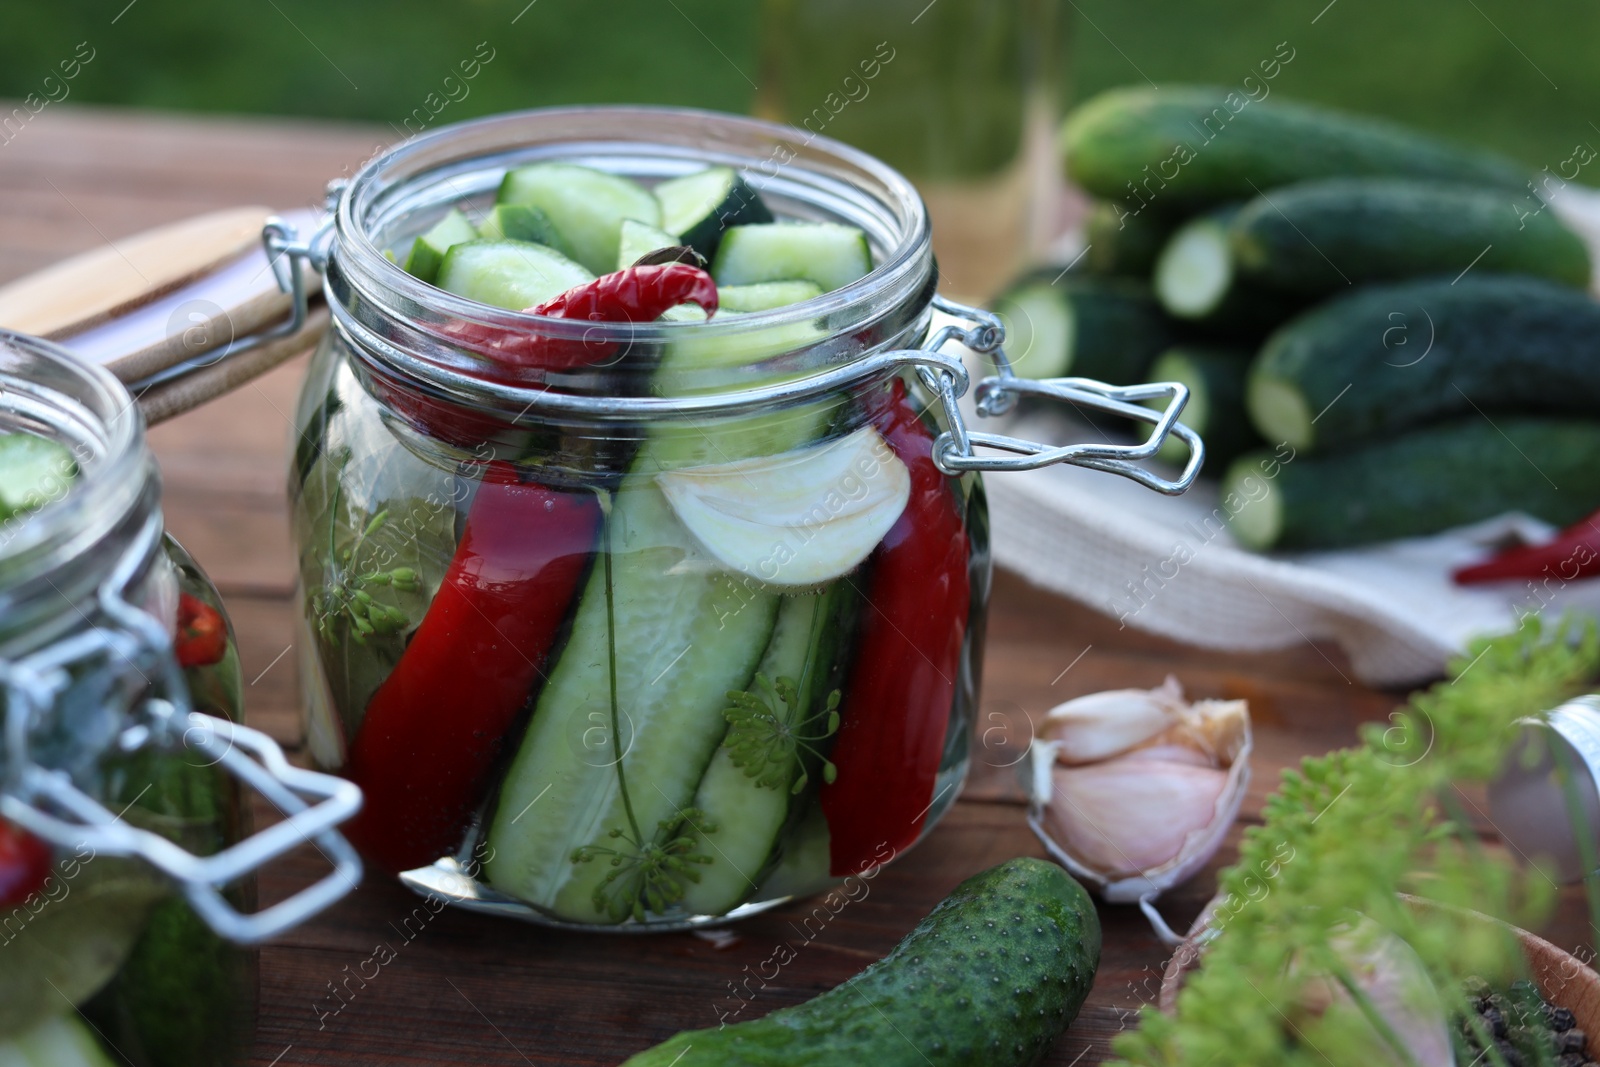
(1114, 616, 1600, 1067)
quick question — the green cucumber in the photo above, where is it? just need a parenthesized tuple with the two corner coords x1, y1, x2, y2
(434, 239, 593, 311)
(498, 162, 660, 275)
(401, 208, 479, 284)
(1231, 178, 1592, 294)
(1224, 418, 1600, 551)
(0, 1014, 118, 1067)
(484, 399, 838, 923)
(1063, 85, 1530, 209)
(751, 805, 833, 901)
(717, 280, 824, 312)
(1085, 200, 1178, 277)
(713, 223, 872, 293)
(0, 432, 76, 521)
(653, 165, 773, 260)
(616, 218, 686, 270)
(990, 275, 1174, 384)
(622, 858, 1101, 1067)
(1145, 346, 1261, 468)
(680, 581, 856, 915)
(1153, 207, 1302, 334)
(1246, 275, 1600, 451)
(475, 203, 564, 250)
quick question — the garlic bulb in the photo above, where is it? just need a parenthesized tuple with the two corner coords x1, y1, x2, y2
(1028, 676, 1251, 906)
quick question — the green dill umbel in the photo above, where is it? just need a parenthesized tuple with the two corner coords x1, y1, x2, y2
(1115, 618, 1600, 1067)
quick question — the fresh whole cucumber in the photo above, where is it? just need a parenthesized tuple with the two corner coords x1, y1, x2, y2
(1084, 200, 1179, 277)
(1247, 275, 1600, 451)
(621, 857, 1101, 1067)
(1224, 417, 1600, 550)
(1153, 206, 1304, 336)
(1144, 346, 1261, 468)
(990, 274, 1175, 384)
(1063, 86, 1530, 209)
(1230, 178, 1591, 294)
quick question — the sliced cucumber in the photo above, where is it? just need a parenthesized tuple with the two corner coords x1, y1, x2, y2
(484, 402, 837, 923)
(682, 582, 853, 915)
(753, 805, 834, 901)
(498, 163, 660, 275)
(0, 1013, 118, 1067)
(0, 432, 76, 521)
(401, 208, 480, 284)
(717, 280, 823, 313)
(434, 239, 592, 311)
(615, 218, 684, 270)
(476, 203, 563, 250)
(712, 222, 872, 293)
(653, 166, 773, 260)
(658, 317, 828, 392)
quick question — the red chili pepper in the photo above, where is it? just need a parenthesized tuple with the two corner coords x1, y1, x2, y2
(0, 820, 52, 910)
(175, 592, 228, 669)
(818, 379, 972, 877)
(444, 263, 718, 370)
(1454, 508, 1600, 585)
(343, 465, 601, 873)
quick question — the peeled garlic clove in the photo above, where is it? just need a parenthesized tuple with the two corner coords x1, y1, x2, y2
(1045, 758, 1229, 880)
(656, 426, 910, 587)
(1043, 681, 1182, 764)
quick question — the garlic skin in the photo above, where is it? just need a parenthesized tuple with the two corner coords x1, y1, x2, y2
(1028, 676, 1252, 904)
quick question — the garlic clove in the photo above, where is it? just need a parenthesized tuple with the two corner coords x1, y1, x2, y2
(1042, 676, 1185, 764)
(1045, 757, 1229, 880)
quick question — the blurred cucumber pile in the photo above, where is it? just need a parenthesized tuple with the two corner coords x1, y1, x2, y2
(993, 85, 1600, 552)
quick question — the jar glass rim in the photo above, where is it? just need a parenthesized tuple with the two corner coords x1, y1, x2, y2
(0, 329, 153, 606)
(334, 104, 934, 338)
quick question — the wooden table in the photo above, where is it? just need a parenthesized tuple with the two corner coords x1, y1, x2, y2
(4, 104, 1592, 1066)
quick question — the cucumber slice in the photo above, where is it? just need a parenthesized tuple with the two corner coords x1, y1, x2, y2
(476, 203, 563, 250)
(0, 1014, 118, 1067)
(717, 280, 823, 313)
(498, 163, 660, 275)
(434, 239, 593, 311)
(653, 166, 773, 260)
(401, 208, 480, 284)
(712, 223, 872, 293)
(656, 427, 909, 588)
(616, 219, 683, 270)
(484, 404, 837, 923)
(681, 582, 853, 915)
(0, 432, 76, 521)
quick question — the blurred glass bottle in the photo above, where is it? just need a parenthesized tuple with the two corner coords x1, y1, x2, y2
(756, 0, 1069, 303)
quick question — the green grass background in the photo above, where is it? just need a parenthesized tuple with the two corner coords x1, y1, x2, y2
(2, 0, 1595, 169)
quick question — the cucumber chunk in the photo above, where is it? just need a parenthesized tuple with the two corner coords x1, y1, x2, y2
(401, 208, 480, 284)
(476, 203, 563, 251)
(1155, 213, 1232, 319)
(682, 581, 856, 915)
(0, 1013, 118, 1067)
(0, 432, 76, 521)
(717, 280, 823, 312)
(434, 239, 593, 311)
(990, 275, 1173, 384)
(498, 163, 660, 275)
(616, 218, 684, 270)
(1145, 346, 1261, 468)
(653, 166, 773, 260)
(713, 222, 872, 293)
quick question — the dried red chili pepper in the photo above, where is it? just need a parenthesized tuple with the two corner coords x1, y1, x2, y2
(818, 378, 973, 877)
(0, 820, 52, 910)
(1454, 507, 1600, 585)
(445, 263, 719, 370)
(343, 465, 602, 873)
(175, 592, 228, 668)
